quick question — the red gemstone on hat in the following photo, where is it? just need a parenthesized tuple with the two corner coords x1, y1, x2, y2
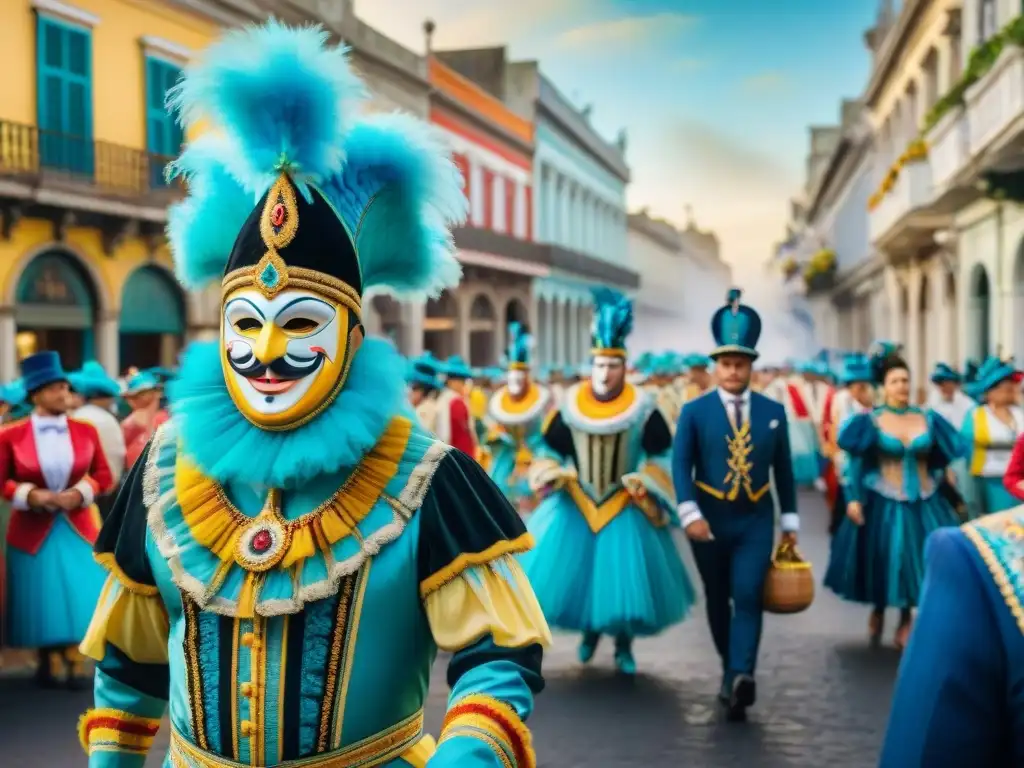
(270, 203, 286, 228)
(251, 529, 273, 553)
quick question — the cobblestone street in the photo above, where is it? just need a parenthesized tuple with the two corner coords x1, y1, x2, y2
(0, 491, 899, 767)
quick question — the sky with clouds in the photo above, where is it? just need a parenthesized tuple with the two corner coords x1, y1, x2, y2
(354, 0, 880, 274)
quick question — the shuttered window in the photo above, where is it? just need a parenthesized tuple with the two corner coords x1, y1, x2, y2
(36, 15, 93, 175)
(145, 56, 183, 187)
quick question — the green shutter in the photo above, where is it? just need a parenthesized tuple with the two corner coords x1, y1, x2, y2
(120, 266, 185, 334)
(36, 15, 93, 175)
(145, 56, 183, 186)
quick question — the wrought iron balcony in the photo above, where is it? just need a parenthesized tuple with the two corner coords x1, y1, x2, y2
(0, 119, 181, 207)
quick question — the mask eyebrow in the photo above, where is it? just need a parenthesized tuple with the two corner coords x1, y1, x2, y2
(226, 297, 266, 319)
(277, 296, 334, 313)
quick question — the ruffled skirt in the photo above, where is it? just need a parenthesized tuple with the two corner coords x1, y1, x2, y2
(4, 515, 106, 648)
(789, 419, 820, 486)
(824, 488, 959, 608)
(521, 490, 694, 636)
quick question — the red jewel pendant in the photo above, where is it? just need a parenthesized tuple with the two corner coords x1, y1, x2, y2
(251, 529, 273, 553)
(270, 202, 286, 228)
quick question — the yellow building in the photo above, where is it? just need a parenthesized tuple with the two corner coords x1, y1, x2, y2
(0, 0, 264, 381)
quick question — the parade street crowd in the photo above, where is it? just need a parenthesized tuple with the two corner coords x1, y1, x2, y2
(0, 21, 1022, 768)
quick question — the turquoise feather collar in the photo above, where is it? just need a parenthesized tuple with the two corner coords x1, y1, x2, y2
(168, 337, 408, 489)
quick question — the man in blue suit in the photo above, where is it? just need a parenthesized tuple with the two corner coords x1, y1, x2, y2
(672, 288, 798, 722)
(879, 511, 1024, 766)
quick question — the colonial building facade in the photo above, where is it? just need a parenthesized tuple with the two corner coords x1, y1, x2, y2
(781, 0, 1024, 397)
(0, 0, 434, 381)
(433, 45, 639, 369)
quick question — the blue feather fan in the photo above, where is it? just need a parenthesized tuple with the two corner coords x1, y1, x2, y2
(164, 21, 467, 298)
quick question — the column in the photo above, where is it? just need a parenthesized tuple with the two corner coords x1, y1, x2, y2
(552, 298, 564, 365)
(543, 296, 556, 366)
(542, 167, 554, 241)
(567, 299, 579, 364)
(883, 266, 902, 341)
(457, 287, 471, 359)
(96, 310, 120, 375)
(0, 307, 16, 382)
(905, 264, 923, 400)
(559, 179, 571, 248)
(402, 299, 425, 357)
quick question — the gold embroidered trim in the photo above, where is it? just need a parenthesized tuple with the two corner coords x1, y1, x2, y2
(182, 597, 209, 750)
(94, 552, 159, 596)
(419, 534, 535, 597)
(963, 522, 1024, 635)
(222, 266, 363, 319)
(332, 562, 371, 749)
(318, 574, 356, 753)
(173, 417, 412, 572)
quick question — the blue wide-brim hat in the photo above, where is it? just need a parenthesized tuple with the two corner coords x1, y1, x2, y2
(839, 353, 874, 385)
(124, 371, 162, 395)
(443, 355, 474, 379)
(407, 366, 441, 389)
(70, 360, 123, 399)
(974, 356, 1020, 395)
(930, 362, 961, 384)
(20, 351, 67, 394)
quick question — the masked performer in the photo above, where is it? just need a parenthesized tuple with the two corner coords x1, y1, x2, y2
(824, 343, 963, 650)
(523, 288, 693, 675)
(77, 23, 549, 768)
(1, 351, 113, 688)
(481, 323, 550, 510)
(879, 510, 1024, 766)
(960, 356, 1023, 518)
(825, 354, 876, 535)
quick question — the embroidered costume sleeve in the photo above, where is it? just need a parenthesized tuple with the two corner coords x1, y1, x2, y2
(526, 410, 575, 492)
(625, 410, 677, 520)
(926, 410, 966, 471)
(836, 413, 877, 505)
(880, 525, 1020, 766)
(670, 401, 699, 523)
(78, 442, 169, 767)
(769, 402, 797, 524)
(417, 449, 550, 768)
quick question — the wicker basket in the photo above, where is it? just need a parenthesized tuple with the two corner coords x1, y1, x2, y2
(763, 541, 814, 614)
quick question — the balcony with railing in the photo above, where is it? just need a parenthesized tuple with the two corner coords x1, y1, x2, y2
(0, 120, 181, 213)
(966, 46, 1024, 159)
(927, 108, 970, 193)
(869, 160, 935, 248)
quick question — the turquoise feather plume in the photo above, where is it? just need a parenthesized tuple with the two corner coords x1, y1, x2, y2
(164, 21, 466, 297)
(590, 287, 633, 351)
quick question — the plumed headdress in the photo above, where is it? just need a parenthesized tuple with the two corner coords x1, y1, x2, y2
(590, 287, 633, 356)
(710, 288, 761, 360)
(505, 322, 533, 369)
(929, 362, 961, 384)
(165, 22, 467, 315)
(972, 355, 1021, 397)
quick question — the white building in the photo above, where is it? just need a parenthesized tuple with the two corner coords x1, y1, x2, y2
(628, 210, 731, 354)
(782, 0, 1024, 399)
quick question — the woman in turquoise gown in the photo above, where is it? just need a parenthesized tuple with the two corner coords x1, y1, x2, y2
(523, 288, 694, 675)
(959, 356, 1023, 517)
(482, 323, 551, 511)
(824, 344, 964, 650)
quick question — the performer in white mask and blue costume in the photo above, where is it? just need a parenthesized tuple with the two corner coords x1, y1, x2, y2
(523, 287, 693, 675)
(77, 23, 550, 768)
(482, 323, 550, 509)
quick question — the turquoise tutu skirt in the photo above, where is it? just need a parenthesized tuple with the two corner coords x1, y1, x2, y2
(522, 490, 694, 636)
(824, 488, 959, 609)
(487, 447, 531, 506)
(973, 475, 1018, 517)
(789, 420, 820, 486)
(4, 515, 106, 648)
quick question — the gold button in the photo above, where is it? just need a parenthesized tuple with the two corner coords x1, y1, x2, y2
(240, 720, 254, 737)
(240, 682, 253, 697)
(241, 633, 254, 647)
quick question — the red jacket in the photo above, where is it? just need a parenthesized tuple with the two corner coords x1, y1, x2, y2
(1004, 433, 1024, 499)
(0, 417, 114, 554)
(123, 409, 168, 471)
(448, 395, 476, 457)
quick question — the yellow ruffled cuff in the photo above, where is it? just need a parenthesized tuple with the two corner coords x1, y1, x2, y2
(78, 708, 162, 757)
(638, 462, 673, 499)
(526, 458, 567, 492)
(80, 573, 170, 665)
(440, 694, 536, 768)
(423, 554, 552, 652)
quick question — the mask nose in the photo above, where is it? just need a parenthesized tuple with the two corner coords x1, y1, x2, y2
(253, 323, 289, 365)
